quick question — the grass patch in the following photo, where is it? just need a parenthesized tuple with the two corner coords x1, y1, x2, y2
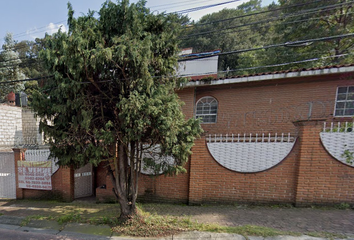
(112, 209, 191, 237)
(87, 216, 118, 226)
(111, 207, 302, 238)
(199, 224, 300, 237)
(21, 215, 52, 226)
(57, 210, 82, 225)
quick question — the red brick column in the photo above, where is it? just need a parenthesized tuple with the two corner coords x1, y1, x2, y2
(13, 148, 26, 199)
(60, 166, 75, 202)
(293, 119, 354, 206)
(188, 137, 206, 204)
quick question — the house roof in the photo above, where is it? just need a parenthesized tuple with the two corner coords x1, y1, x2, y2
(185, 64, 354, 87)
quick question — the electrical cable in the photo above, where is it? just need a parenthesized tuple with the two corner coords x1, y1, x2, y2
(182, 1, 354, 39)
(179, 33, 354, 62)
(186, 0, 350, 28)
(186, 0, 318, 27)
(1, 50, 353, 86)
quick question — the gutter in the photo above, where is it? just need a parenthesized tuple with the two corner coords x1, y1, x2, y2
(184, 66, 354, 88)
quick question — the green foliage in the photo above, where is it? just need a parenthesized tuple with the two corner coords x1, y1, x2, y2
(180, 0, 275, 75)
(57, 211, 82, 225)
(0, 33, 26, 100)
(31, 0, 202, 216)
(181, 0, 354, 75)
(268, 0, 354, 69)
(342, 149, 354, 165)
(336, 202, 351, 210)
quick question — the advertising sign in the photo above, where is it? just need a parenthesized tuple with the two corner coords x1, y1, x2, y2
(18, 161, 52, 190)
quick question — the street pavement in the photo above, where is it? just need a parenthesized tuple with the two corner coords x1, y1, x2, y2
(0, 199, 353, 240)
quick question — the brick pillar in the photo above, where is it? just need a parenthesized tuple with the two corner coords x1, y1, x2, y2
(293, 119, 326, 206)
(13, 148, 26, 199)
(61, 166, 75, 202)
(188, 137, 206, 205)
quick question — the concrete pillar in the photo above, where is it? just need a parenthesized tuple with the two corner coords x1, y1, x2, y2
(13, 148, 26, 199)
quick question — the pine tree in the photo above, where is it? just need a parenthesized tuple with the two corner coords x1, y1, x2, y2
(0, 33, 26, 100)
(31, 0, 202, 220)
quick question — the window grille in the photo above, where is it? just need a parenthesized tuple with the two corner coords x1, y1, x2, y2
(196, 96, 218, 123)
(334, 86, 354, 117)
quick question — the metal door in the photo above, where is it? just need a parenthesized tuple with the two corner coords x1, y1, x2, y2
(74, 164, 93, 198)
(0, 152, 16, 199)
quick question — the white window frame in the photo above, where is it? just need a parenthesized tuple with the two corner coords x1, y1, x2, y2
(334, 86, 354, 117)
(195, 96, 218, 123)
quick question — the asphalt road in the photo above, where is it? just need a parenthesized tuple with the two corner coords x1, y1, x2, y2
(0, 228, 110, 240)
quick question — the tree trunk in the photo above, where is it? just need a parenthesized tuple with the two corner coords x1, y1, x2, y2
(118, 197, 137, 222)
(108, 140, 139, 222)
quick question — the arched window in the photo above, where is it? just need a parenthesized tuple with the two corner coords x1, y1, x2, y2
(195, 96, 218, 123)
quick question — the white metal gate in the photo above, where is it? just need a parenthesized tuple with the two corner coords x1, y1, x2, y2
(74, 164, 93, 199)
(0, 152, 16, 199)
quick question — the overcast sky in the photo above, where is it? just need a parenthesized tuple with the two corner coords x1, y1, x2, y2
(0, 0, 276, 45)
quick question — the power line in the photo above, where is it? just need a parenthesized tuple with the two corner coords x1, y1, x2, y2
(173, 0, 242, 14)
(12, 21, 66, 39)
(179, 33, 354, 62)
(182, 10, 354, 41)
(0, 76, 53, 84)
(1, 1, 242, 42)
(1, 51, 352, 86)
(152, 0, 215, 11)
(177, 53, 352, 78)
(185, 0, 323, 28)
(3, 10, 349, 64)
(182, 1, 354, 39)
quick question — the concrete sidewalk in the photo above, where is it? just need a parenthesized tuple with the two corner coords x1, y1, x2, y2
(0, 218, 353, 240)
(0, 199, 353, 239)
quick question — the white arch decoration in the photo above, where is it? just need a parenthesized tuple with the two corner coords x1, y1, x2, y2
(207, 134, 296, 173)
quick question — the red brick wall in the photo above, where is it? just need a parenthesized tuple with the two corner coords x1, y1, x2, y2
(18, 72, 354, 205)
(188, 138, 299, 204)
(295, 120, 354, 206)
(20, 167, 74, 202)
(138, 161, 190, 203)
(176, 87, 195, 119)
(13, 149, 74, 202)
(95, 161, 191, 203)
(194, 74, 354, 135)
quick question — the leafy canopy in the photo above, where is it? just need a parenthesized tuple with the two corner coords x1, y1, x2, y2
(32, 0, 202, 174)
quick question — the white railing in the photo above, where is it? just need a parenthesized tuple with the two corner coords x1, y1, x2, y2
(320, 121, 354, 167)
(206, 133, 297, 173)
(206, 133, 295, 143)
(323, 121, 354, 133)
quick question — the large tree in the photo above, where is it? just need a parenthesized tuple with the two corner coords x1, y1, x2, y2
(0, 33, 26, 100)
(266, 0, 354, 70)
(32, 0, 202, 220)
(180, 0, 276, 75)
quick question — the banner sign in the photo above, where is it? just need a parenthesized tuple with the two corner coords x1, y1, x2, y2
(18, 161, 52, 190)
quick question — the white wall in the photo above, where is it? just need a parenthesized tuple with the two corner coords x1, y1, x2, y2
(177, 55, 218, 78)
(0, 105, 42, 150)
(0, 105, 22, 150)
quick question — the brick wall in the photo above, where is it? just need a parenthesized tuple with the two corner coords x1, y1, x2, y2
(131, 73, 354, 205)
(13, 148, 75, 202)
(21, 109, 42, 145)
(188, 137, 299, 204)
(0, 105, 22, 150)
(138, 161, 190, 203)
(194, 74, 354, 135)
(95, 161, 191, 203)
(0, 105, 42, 149)
(295, 120, 354, 206)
